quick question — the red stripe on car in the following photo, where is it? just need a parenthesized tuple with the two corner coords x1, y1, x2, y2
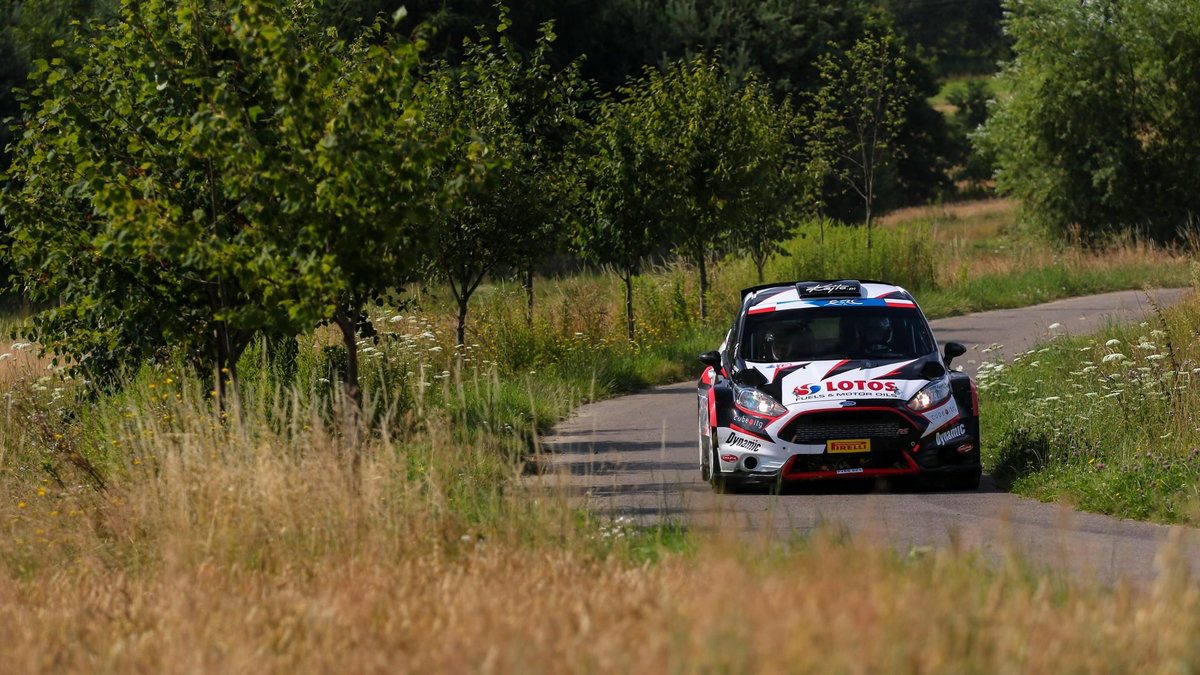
(821, 359, 851, 380)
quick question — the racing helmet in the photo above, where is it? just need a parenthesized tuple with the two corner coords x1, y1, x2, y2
(859, 316, 893, 345)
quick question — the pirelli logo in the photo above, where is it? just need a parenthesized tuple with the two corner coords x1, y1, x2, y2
(827, 439, 871, 454)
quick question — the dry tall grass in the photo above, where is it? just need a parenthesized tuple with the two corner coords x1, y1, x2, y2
(2, 384, 1197, 673)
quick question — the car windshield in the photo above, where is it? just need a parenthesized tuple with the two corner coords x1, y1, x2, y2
(740, 306, 936, 362)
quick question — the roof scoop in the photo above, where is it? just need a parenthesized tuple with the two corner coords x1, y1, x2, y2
(795, 280, 862, 298)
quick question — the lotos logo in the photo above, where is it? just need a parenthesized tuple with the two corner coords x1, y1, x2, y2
(826, 380, 898, 393)
(793, 384, 823, 397)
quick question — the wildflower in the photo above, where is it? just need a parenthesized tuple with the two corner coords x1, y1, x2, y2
(1105, 339, 1121, 347)
(1101, 353, 1126, 363)
(389, 315, 404, 323)
(0, 353, 11, 360)
(1136, 342, 1157, 351)
(10, 342, 31, 350)
(1047, 322, 1062, 331)
(1145, 354, 1166, 361)
(17, 502, 25, 508)
(1043, 396, 1061, 402)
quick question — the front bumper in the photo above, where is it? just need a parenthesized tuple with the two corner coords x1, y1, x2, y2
(716, 404, 979, 483)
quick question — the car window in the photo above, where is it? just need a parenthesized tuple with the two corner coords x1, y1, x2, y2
(741, 306, 935, 362)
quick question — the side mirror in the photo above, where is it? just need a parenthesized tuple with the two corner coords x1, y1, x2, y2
(920, 360, 947, 380)
(943, 341, 967, 365)
(698, 350, 722, 368)
(732, 368, 767, 387)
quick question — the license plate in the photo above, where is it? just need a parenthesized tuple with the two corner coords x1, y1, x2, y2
(827, 439, 870, 453)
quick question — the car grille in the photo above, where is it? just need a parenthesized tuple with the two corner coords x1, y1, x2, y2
(781, 410, 917, 475)
(782, 410, 912, 444)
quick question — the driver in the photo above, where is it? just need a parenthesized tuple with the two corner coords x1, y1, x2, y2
(858, 316, 894, 356)
(770, 325, 814, 361)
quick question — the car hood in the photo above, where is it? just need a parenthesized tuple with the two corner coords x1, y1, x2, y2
(744, 357, 934, 407)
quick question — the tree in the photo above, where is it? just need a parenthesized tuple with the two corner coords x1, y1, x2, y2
(882, 0, 1009, 76)
(946, 79, 995, 192)
(980, 0, 1200, 242)
(422, 8, 587, 347)
(578, 87, 679, 342)
(653, 55, 805, 314)
(810, 21, 912, 247)
(1, 0, 459, 419)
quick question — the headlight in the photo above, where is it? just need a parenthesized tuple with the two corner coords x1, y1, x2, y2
(734, 386, 787, 417)
(907, 378, 951, 412)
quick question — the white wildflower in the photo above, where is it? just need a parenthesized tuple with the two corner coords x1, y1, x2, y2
(0, 353, 12, 360)
(1102, 353, 1126, 363)
(1105, 339, 1121, 347)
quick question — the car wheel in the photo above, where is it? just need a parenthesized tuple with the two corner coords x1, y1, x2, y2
(708, 435, 729, 493)
(698, 402, 713, 481)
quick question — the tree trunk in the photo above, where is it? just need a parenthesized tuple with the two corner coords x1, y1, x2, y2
(696, 245, 708, 321)
(456, 293, 469, 349)
(623, 270, 635, 342)
(333, 302, 362, 421)
(753, 250, 766, 284)
(523, 267, 534, 326)
(211, 320, 245, 420)
(865, 200, 873, 250)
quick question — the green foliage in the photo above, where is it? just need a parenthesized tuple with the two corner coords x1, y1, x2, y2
(1, 0, 461, 402)
(422, 7, 588, 347)
(981, 0, 1200, 242)
(810, 19, 913, 240)
(882, 0, 1009, 76)
(945, 79, 995, 192)
(978, 300, 1200, 524)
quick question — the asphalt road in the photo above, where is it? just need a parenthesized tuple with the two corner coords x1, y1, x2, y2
(539, 288, 1200, 585)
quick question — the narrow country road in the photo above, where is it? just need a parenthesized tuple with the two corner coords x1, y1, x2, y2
(539, 288, 1200, 584)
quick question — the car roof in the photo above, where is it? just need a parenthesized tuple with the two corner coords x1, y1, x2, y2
(740, 279, 917, 315)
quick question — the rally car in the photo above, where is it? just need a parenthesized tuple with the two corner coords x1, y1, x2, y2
(696, 279, 981, 491)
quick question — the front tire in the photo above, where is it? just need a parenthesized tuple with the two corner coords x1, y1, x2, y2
(698, 402, 714, 481)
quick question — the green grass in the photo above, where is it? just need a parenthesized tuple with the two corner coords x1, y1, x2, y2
(979, 292, 1200, 524)
(919, 260, 1194, 319)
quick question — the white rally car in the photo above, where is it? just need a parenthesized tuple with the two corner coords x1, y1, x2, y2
(697, 280, 981, 491)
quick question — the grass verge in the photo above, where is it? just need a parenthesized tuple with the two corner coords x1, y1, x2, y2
(980, 291, 1200, 524)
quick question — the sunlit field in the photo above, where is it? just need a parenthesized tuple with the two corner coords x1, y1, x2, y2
(0, 201, 1197, 670)
(2, 373, 1196, 672)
